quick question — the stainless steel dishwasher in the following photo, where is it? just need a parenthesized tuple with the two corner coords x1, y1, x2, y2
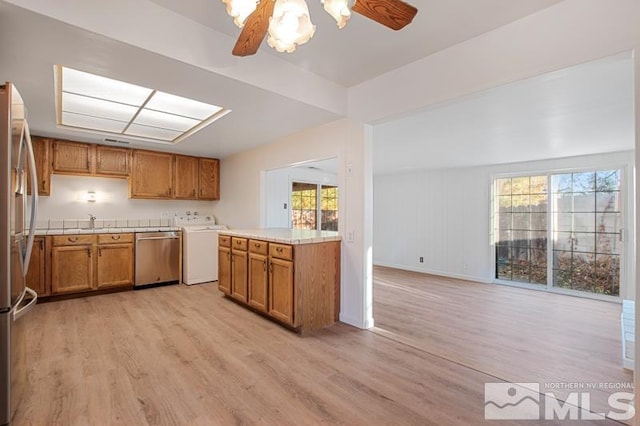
(135, 231, 181, 288)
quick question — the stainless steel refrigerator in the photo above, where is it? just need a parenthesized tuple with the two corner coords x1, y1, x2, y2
(0, 82, 39, 426)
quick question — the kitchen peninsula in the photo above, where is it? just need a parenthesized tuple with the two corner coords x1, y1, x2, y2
(217, 229, 341, 333)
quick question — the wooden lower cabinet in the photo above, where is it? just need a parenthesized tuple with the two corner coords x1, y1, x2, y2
(96, 234, 134, 288)
(218, 234, 340, 333)
(218, 246, 232, 295)
(26, 237, 49, 296)
(268, 257, 294, 324)
(248, 252, 268, 312)
(52, 243, 94, 294)
(231, 238, 248, 302)
(50, 233, 134, 296)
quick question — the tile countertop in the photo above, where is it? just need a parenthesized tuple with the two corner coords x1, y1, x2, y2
(220, 228, 341, 245)
(34, 227, 181, 236)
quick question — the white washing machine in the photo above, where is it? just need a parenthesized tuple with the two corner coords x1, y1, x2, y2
(176, 214, 228, 285)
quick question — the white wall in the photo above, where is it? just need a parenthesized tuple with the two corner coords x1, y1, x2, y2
(264, 165, 338, 228)
(350, 0, 640, 123)
(37, 174, 216, 222)
(373, 151, 636, 299)
(214, 119, 373, 329)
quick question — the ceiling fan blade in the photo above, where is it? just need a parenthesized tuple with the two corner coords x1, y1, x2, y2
(352, 0, 417, 30)
(232, 0, 276, 57)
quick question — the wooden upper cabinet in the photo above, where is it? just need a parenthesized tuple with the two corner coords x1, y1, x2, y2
(27, 136, 51, 196)
(174, 155, 199, 199)
(52, 140, 93, 175)
(198, 158, 220, 200)
(130, 150, 174, 199)
(95, 145, 130, 177)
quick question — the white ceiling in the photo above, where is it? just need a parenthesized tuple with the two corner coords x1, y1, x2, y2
(373, 52, 635, 175)
(3, 0, 629, 173)
(150, 0, 562, 87)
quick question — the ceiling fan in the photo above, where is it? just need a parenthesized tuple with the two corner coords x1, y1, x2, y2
(222, 0, 418, 56)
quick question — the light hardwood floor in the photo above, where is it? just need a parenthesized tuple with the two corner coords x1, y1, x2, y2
(15, 276, 629, 425)
(372, 266, 633, 420)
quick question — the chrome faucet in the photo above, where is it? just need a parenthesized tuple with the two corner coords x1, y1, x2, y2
(88, 213, 96, 229)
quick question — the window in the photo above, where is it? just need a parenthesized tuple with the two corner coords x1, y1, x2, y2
(495, 175, 548, 284)
(291, 182, 339, 231)
(551, 171, 621, 295)
(321, 185, 339, 231)
(291, 182, 317, 230)
(494, 169, 622, 297)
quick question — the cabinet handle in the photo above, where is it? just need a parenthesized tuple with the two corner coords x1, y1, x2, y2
(276, 247, 283, 253)
(68, 237, 78, 242)
(263, 260, 267, 271)
(111, 235, 121, 240)
(88, 249, 91, 258)
(98, 247, 102, 257)
(269, 262, 273, 273)
(39, 240, 44, 250)
(254, 243, 260, 248)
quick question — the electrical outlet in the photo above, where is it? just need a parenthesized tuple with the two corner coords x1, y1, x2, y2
(284, 203, 287, 209)
(419, 257, 424, 263)
(347, 231, 354, 243)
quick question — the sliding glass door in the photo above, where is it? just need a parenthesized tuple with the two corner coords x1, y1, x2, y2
(494, 169, 622, 297)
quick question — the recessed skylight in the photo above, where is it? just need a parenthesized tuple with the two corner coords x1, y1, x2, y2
(55, 65, 230, 144)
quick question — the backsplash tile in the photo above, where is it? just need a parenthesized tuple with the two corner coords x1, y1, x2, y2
(103, 220, 116, 228)
(128, 219, 139, 227)
(49, 219, 63, 229)
(63, 219, 78, 229)
(116, 219, 128, 227)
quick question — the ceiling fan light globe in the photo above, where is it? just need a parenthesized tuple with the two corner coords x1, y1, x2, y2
(221, 0, 258, 28)
(321, 0, 351, 29)
(267, 0, 316, 53)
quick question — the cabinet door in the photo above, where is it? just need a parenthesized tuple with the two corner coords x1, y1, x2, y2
(27, 137, 51, 196)
(248, 252, 268, 312)
(198, 158, 220, 200)
(51, 245, 94, 294)
(26, 237, 48, 296)
(231, 249, 248, 302)
(96, 145, 130, 177)
(52, 140, 93, 175)
(218, 246, 232, 295)
(97, 243, 133, 288)
(130, 150, 174, 198)
(269, 257, 294, 325)
(174, 155, 199, 199)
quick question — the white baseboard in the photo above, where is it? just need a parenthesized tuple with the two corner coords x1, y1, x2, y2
(339, 313, 374, 330)
(373, 261, 491, 284)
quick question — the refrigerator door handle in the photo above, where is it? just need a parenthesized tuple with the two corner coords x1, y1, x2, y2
(12, 287, 37, 321)
(22, 121, 38, 276)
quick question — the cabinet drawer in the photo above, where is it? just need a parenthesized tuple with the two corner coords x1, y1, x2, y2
(98, 233, 134, 244)
(219, 235, 231, 247)
(269, 243, 293, 261)
(232, 237, 248, 251)
(249, 239, 268, 255)
(52, 234, 95, 246)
